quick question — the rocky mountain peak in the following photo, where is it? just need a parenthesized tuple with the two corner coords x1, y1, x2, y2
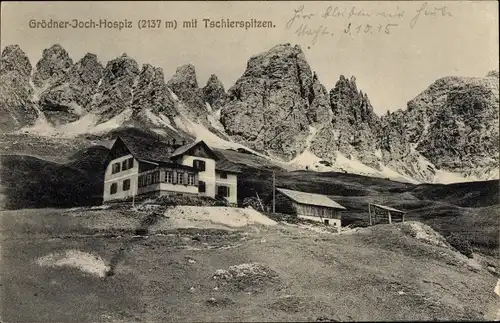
(166, 64, 207, 122)
(0, 44, 32, 77)
(90, 54, 140, 121)
(32, 44, 73, 88)
(203, 74, 227, 110)
(37, 52, 104, 125)
(486, 70, 499, 78)
(310, 74, 381, 167)
(168, 64, 198, 88)
(0, 45, 38, 132)
(221, 43, 330, 160)
(131, 63, 176, 119)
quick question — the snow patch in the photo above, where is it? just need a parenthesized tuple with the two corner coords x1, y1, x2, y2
(173, 115, 266, 158)
(36, 250, 110, 277)
(167, 88, 179, 101)
(21, 108, 132, 138)
(334, 152, 379, 175)
(379, 164, 421, 184)
(144, 110, 179, 133)
(433, 170, 481, 184)
(205, 102, 213, 113)
(164, 206, 277, 228)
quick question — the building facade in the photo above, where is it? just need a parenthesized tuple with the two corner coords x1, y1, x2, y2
(275, 187, 346, 232)
(103, 136, 240, 204)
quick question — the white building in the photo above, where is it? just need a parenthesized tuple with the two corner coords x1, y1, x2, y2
(103, 135, 240, 204)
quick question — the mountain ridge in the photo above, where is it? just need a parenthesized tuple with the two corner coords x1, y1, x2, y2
(0, 43, 498, 184)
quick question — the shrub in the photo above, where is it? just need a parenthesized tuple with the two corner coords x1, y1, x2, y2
(154, 195, 229, 207)
(446, 233, 474, 258)
(347, 219, 370, 228)
(242, 197, 263, 210)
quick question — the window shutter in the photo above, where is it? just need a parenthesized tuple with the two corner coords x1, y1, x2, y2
(226, 186, 230, 197)
(194, 173, 199, 186)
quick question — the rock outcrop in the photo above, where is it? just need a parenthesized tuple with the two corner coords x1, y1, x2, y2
(310, 75, 381, 167)
(1, 42, 498, 183)
(220, 44, 330, 160)
(90, 53, 140, 122)
(0, 45, 38, 132)
(131, 64, 177, 120)
(380, 72, 499, 181)
(32, 44, 73, 89)
(166, 64, 207, 123)
(38, 53, 104, 125)
(203, 74, 227, 111)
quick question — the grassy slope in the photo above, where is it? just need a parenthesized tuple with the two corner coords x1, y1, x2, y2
(236, 167, 499, 254)
(0, 155, 103, 209)
(1, 207, 499, 322)
(1, 132, 498, 253)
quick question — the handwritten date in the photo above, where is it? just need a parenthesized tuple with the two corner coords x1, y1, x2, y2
(344, 23, 398, 35)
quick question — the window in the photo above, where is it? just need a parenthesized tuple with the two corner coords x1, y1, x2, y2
(219, 172, 228, 179)
(122, 158, 134, 171)
(153, 171, 160, 184)
(123, 179, 130, 191)
(177, 172, 184, 184)
(147, 174, 152, 185)
(110, 183, 117, 194)
(188, 174, 195, 186)
(193, 159, 206, 171)
(165, 171, 173, 183)
(112, 163, 121, 174)
(217, 185, 230, 198)
(198, 181, 206, 193)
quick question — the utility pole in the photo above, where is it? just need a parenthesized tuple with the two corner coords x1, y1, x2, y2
(272, 170, 276, 214)
(132, 175, 136, 209)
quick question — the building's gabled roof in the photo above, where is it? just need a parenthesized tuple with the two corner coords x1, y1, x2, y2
(215, 158, 242, 174)
(170, 140, 218, 160)
(371, 203, 405, 214)
(118, 135, 175, 163)
(112, 135, 240, 173)
(277, 188, 347, 210)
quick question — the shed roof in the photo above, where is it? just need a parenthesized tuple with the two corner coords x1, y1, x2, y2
(371, 203, 405, 214)
(277, 188, 346, 210)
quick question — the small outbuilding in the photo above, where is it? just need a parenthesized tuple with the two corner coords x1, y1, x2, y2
(368, 203, 406, 225)
(275, 188, 347, 231)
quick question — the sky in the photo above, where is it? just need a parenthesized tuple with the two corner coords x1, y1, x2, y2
(1, 1, 498, 115)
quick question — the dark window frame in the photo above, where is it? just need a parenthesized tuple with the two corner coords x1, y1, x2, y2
(217, 185, 230, 198)
(112, 163, 121, 174)
(123, 179, 131, 191)
(193, 159, 206, 171)
(198, 181, 206, 193)
(110, 183, 118, 194)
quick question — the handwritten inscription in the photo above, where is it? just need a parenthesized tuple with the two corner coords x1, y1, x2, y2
(410, 2, 453, 28)
(285, 2, 453, 45)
